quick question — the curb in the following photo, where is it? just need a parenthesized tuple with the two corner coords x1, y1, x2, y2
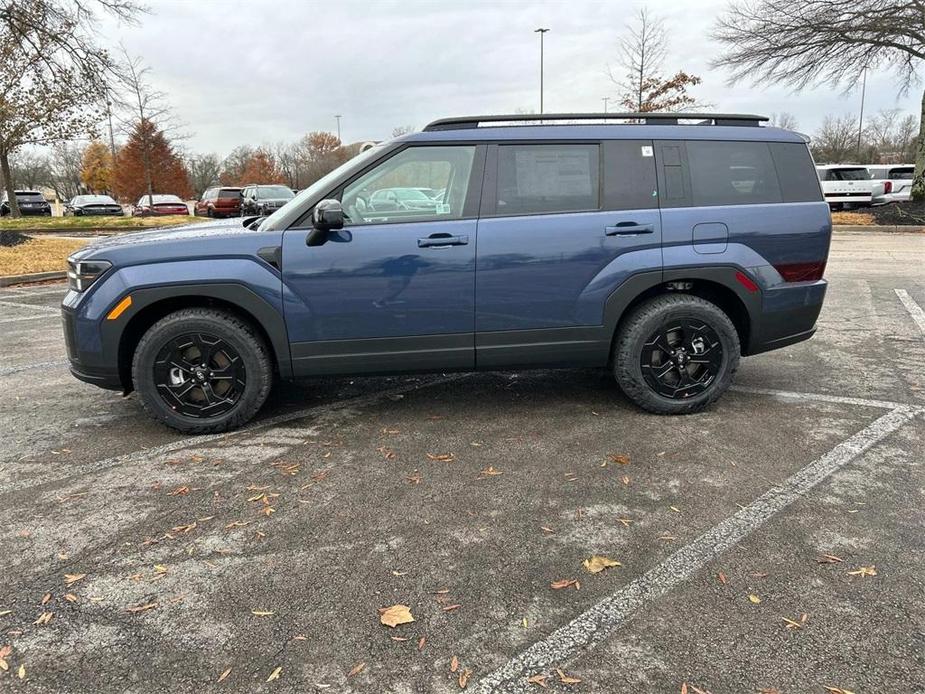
(833, 224, 925, 233)
(0, 271, 67, 287)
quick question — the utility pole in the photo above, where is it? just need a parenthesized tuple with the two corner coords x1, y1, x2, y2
(856, 66, 868, 161)
(335, 114, 342, 142)
(106, 99, 117, 198)
(602, 96, 610, 113)
(534, 28, 549, 114)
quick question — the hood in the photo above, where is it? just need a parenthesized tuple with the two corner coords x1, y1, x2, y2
(70, 218, 282, 267)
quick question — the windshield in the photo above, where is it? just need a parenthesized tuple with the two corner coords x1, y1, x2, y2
(139, 195, 183, 204)
(16, 192, 44, 200)
(259, 144, 385, 231)
(74, 195, 116, 204)
(257, 186, 294, 199)
(218, 189, 241, 199)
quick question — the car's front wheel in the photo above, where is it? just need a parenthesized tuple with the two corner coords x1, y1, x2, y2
(613, 294, 740, 415)
(132, 308, 273, 433)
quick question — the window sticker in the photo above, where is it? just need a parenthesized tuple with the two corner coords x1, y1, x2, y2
(514, 149, 592, 197)
(436, 203, 451, 214)
(641, 145, 654, 157)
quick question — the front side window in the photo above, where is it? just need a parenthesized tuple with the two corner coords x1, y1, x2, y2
(496, 144, 600, 216)
(687, 141, 782, 206)
(341, 145, 475, 225)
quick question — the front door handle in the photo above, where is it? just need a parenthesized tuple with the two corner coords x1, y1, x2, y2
(418, 233, 469, 248)
(605, 222, 654, 236)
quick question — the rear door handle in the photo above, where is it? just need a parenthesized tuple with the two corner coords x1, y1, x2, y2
(605, 222, 654, 236)
(418, 234, 469, 248)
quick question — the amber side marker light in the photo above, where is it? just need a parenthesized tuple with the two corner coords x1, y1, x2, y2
(107, 295, 132, 320)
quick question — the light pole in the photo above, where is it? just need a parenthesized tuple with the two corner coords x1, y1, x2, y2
(534, 28, 549, 114)
(335, 114, 342, 141)
(856, 67, 867, 160)
(602, 96, 610, 113)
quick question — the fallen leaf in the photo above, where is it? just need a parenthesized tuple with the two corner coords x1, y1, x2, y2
(41, 593, 51, 605)
(477, 465, 502, 478)
(251, 610, 274, 616)
(748, 594, 761, 604)
(450, 655, 459, 673)
(390, 636, 408, 642)
(681, 684, 689, 694)
(217, 667, 231, 683)
(527, 673, 549, 687)
(33, 611, 52, 625)
(847, 565, 877, 577)
(583, 555, 621, 574)
(266, 666, 282, 682)
(443, 604, 462, 612)
(347, 662, 365, 677)
(608, 453, 630, 465)
(168, 485, 190, 496)
(617, 518, 633, 527)
(418, 636, 426, 651)
(18, 663, 25, 680)
(458, 668, 471, 688)
(427, 453, 455, 462)
(550, 578, 579, 590)
(818, 554, 844, 564)
(670, 506, 681, 513)
(126, 602, 157, 613)
(0, 610, 11, 617)
(379, 604, 414, 628)
(541, 526, 555, 534)
(64, 573, 86, 586)
(621, 475, 630, 485)
(556, 668, 582, 684)
(824, 688, 856, 694)
(717, 572, 727, 585)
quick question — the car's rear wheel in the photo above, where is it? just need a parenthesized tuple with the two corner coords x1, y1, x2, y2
(612, 294, 739, 415)
(132, 308, 272, 434)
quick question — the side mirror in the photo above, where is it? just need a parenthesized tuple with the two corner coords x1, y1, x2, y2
(313, 199, 344, 232)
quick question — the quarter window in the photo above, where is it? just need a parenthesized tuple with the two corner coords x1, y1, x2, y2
(341, 145, 475, 225)
(496, 144, 600, 215)
(687, 141, 782, 206)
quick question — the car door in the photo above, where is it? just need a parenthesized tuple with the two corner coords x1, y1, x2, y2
(475, 140, 662, 367)
(281, 143, 486, 376)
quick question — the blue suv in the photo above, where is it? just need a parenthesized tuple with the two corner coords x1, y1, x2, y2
(62, 113, 830, 433)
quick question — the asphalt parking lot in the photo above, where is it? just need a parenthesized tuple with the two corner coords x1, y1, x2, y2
(1, 231, 923, 694)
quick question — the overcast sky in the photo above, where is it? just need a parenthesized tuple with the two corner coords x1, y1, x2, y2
(97, 0, 919, 157)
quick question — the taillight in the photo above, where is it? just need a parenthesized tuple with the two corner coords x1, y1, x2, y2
(884, 181, 893, 194)
(773, 261, 827, 282)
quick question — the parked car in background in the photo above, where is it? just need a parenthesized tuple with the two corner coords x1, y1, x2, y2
(816, 165, 885, 209)
(868, 164, 914, 204)
(0, 190, 52, 216)
(240, 185, 295, 216)
(63, 111, 831, 433)
(368, 187, 440, 214)
(195, 187, 242, 218)
(132, 194, 190, 216)
(64, 195, 124, 216)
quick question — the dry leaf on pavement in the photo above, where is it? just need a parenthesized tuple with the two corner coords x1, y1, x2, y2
(550, 578, 579, 590)
(63, 573, 86, 586)
(748, 594, 761, 604)
(348, 662, 365, 677)
(556, 668, 581, 684)
(847, 566, 876, 577)
(527, 673, 549, 687)
(266, 666, 282, 682)
(217, 668, 231, 683)
(379, 604, 414, 627)
(450, 655, 459, 673)
(458, 669, 471, 688)
(582, 555, 621, 574)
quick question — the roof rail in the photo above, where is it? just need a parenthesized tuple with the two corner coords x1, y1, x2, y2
(423, 112, 769, 131)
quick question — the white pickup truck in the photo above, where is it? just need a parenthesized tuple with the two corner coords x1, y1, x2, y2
(816, 165, 886, 209)
(868, 164, 915, 204)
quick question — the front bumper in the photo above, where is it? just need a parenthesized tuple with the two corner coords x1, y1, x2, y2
(62, 305, 123, 390)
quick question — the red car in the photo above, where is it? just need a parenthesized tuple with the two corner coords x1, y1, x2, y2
(132, 194, 190, 216)
(194, 187, 242, 218)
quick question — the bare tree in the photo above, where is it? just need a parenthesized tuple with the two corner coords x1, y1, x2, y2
(609, 8, 704, 113)
(865, 109, 919, 163)
(811, 114, 861, 164)
(712, 0, 925, 200)
(10, 150, 53, 190)
(769, 112, 799, 130)
(47, 141, 85, 201)
(186, 153, 222, 198)
(391, 125, 415, 138)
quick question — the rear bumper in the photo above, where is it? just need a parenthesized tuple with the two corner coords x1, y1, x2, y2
(746, 279, 827, 355)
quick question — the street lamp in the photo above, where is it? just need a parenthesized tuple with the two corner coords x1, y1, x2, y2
(856, 67, 867, 160)
(602, 96, 610, 113)
(335, 114, 342, 141)
(535, 28, 549, 114)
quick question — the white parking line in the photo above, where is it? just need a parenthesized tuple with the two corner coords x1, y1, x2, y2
(0, 314, 57, 324)
(0, 360, 68, 377)
(0, 299, 60, 313)
(730, 385, 916, 412)
(895, 288, 925, 338)
(474, 405, 918, 693)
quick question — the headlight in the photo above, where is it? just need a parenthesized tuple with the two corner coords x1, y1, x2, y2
(67, 259, 111, 292)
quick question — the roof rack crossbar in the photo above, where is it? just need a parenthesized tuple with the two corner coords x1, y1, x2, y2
(423, 112, 769, 131)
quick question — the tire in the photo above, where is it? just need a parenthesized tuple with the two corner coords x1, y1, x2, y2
(132, 308, 273, 434)
(206, 207, 214, 218)
(612, 294, 740, 415)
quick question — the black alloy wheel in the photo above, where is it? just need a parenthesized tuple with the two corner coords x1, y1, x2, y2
(640, 319, 723, 399)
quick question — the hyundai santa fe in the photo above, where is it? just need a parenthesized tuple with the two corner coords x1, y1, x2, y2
(62, 112, 831, 434)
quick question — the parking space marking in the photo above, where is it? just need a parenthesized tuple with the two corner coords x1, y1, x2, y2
(474, 405, 918, 693)
(895, 288, 925, 338)
(730, 385, 916, 412)
(0, 374, 466, 495)
(0, 299, 60, 313)
(0, 314, 57, 324)
(0, 360, 68, 377)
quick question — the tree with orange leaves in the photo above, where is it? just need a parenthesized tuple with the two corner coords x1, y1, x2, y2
(113, 119, 191, 203)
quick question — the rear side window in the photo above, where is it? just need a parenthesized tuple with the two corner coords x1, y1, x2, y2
(769, 143, 823, 203)
(686, 141, 782, 206)
(496, 144, 599, 216)
(602, 140, 658, 210)
(890, 167, 914, 180)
